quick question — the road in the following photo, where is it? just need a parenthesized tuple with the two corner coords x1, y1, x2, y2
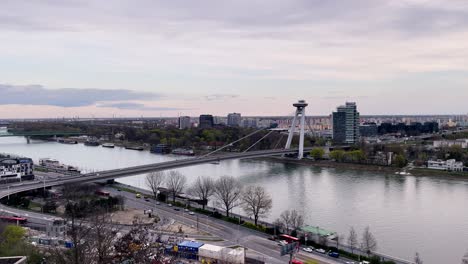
(105, 187, 343, 264)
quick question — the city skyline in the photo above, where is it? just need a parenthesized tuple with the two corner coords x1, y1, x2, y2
(1, 0, 468, 118)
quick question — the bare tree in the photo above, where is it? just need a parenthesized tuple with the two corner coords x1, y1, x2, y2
(279, 209, 304, 234)
(414, 252, 423, 264)
(189, 176, 215, 210)
(242, 185, 272, 225)
(166, 171, 187, 203)
(348, 227, 358, 254)
(462, 249, 468, 264)
(213, 176, 243, 217)
(88, 213, 117, 263)
(279, 210, 292, 233)
(361, 226, 377, 256)
(290, 209, 304, 231)
(145, 171, 166, 200)
(335, 234, 343, 250)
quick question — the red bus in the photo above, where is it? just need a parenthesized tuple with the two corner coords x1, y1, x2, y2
(0, 216, 28, 225)
(279, 234, 300, 244)
(95, 190, 110, 196)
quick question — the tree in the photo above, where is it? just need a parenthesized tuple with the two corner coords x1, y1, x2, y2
(279, 209, 304, 234)
(242, 186, 273, 225)
(290, 209, 304, 231)
(114, 225, 153, 263)
(166, 171, 187, 202)
(213, 176, 243, 217)
(145, 171, 166, 200)
(330, 150, 345, 162)
(414, 252, 423, 264)
(279, 210, 292, 233)
(394, 154, 407, 168)
(361, 226, 377, 256)
(348, 227, 358, 254)
(310, 148, 325, 160)
(335, 234, 343, 250)
(190, 176, 215, 210)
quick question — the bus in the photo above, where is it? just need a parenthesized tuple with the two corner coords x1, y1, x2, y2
(0, 216, 28, 225)
(279, 234, 300, 244)
(95, 190, 110, 196)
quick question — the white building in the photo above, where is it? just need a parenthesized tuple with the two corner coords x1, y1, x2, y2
(227, 113, 242, 127)
(198, 244, 245, 264)
(427, 159, 464, 172)
(433, 139, 468, 149)
(178, 116, 191, 129)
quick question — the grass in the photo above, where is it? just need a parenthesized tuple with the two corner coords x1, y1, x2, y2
(110, 184, 139, 194)
(411, 167, 468, 177)
(28, 201, 42, 211)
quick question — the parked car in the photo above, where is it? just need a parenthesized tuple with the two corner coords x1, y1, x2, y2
(156, 202, 160, 205)
(174, 208, 181, 211)
(328, 252, 339, 258)
(189, 211, 195, 215)
(135, 193, 141, 198)
(315, 248, 326, 254)
(167, 204, 172, 207)
(302, 247, 313, 253)
(184, 208, 189, 212)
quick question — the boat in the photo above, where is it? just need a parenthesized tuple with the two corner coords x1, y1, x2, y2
(125, 145, 144, 151)
(39, 158, 81, 173)
(151, 144, 171, 154)
(395, 171, 412, 176)
(84, 140, 99, 146)
(102, 143, 115, 148)
(171, 148, 195, 156)
(57, 139, 78, 144)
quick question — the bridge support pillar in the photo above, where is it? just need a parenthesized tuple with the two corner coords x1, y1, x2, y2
(285, 100, 308, 159)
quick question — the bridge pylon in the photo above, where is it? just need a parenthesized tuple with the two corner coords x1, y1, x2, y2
(285, 100, 308, 159)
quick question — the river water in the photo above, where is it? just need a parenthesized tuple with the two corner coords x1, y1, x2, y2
(1, 137, 467, 264)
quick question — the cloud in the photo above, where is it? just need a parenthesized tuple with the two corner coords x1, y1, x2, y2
(204, 94, 240, 101)
(0, 84, 160, 107)
(97, 102, 186, 111)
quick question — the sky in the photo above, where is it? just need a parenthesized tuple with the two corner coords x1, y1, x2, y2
(0, 0, 467, 118)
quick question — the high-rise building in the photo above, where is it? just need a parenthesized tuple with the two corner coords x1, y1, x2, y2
(199, 115, 214, 129)
(178, 116, 191, 129)
(227, 113, 242, 127)
(332, 102, 360, 144)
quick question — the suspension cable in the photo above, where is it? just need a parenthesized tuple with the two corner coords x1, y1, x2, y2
(201, 128, 266, 157)
(243, 130, 274, 153)
(274, 133, 285, 149)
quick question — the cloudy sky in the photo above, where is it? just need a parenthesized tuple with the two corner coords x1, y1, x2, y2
(1, 0, 467, 118)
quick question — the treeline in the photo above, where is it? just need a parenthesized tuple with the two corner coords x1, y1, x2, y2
(11, 121, 320, 150)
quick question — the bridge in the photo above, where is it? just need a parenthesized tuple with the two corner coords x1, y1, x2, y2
(0, 131, 84, 137)
(0, 147, 311, 199)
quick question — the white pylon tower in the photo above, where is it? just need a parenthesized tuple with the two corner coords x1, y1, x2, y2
(285, 100, 308, 159)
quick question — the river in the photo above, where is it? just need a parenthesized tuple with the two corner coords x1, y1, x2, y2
(0, 137, 467, 264)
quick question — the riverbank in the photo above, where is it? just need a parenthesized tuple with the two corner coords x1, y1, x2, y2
(261, 157, 400, 173)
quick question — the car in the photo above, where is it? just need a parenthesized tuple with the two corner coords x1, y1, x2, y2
(156, 202, 160, 205)
(117, 189, 121, 191)
(135, 193, 141, 198)
(277, 240, 288, 246)
(167, 204, 172, 207)
(143, 196, 149, 199)
(345, 262, 356, 264)
(315, 248, 326, 254)
(188, 211, 195, 215)
(174, 208, 181, 211)
(144, 198, 150, 202)
(360, 262, 370, 264)
(184, 208, 189, 212)
(328, 252, 339, 258)
(301, 247, 313, 253)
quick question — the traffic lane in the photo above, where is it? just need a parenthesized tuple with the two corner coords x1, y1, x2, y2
(105, 188, 340, 264)
(104, 188, 238, 239)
